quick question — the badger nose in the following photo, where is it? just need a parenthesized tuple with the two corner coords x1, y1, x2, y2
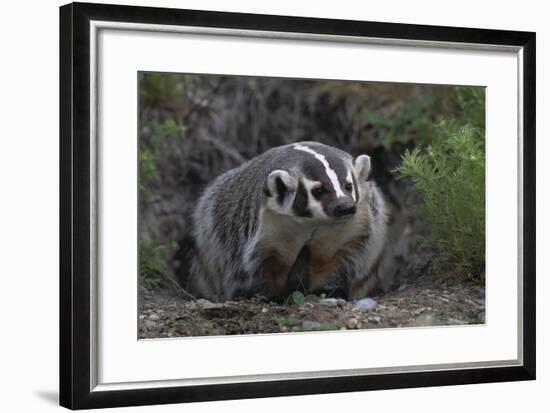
(334, 202, 356, 217)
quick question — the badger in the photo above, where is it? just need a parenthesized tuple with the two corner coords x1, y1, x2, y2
(186, 141, 389, 301)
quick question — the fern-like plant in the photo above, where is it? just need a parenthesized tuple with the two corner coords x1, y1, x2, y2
(396, 123, 485, 278)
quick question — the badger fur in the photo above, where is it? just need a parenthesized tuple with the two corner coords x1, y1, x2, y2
(186, 141, 389, 301)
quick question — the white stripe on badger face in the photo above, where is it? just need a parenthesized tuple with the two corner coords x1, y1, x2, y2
(294, 144, 345, 198)
(346, 169, 356, 201)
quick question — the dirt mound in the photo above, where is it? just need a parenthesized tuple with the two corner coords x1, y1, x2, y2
(138, 272, 485, 338)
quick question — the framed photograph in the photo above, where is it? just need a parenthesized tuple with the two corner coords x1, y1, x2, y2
(60, 2, 536, 409)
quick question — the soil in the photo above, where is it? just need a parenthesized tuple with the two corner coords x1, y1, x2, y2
(138, 271, 485, 339)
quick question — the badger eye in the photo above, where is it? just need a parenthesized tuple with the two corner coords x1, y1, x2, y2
(311, 186, 326, 197)
(345, 182, 353, 191)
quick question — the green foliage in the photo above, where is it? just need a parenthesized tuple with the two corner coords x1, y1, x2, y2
(139, 145, 158, 195)
(139, 239, 174, 289)
(139, 72, 191, 202)
(396, 111, 485, 278)
(364, 98, 438, 150)
(150, 118, 187, 146)
(454, 87, 485, 130)
(290, 290, 306, 305)
(362, 86, 485, 151)
(395, 86, 485, 278)
(273, 315, 299, 329)
(139, 72, 191, 110)
(139, 117, 187, 200)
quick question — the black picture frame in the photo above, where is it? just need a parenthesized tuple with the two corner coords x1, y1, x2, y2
(60, 2, 536, 410)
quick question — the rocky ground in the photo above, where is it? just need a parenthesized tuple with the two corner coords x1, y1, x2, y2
(138, 272, 485, 338)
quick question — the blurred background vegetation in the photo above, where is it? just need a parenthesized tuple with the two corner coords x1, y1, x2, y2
(138, 72, 485, 292)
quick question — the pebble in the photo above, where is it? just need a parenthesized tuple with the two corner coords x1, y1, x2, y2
(144, 320, 157, 328)
(413, 307, 426, 316)
(149, 313, 159, 321)
(139, 314, 146, 320)
(301, 321, 322, 330)
(346, 318, 359, 329)
(261, 307, 268, 313)
(369, 315, 382, 324)
(337, 299, 347, 306)
(319, 298, 338, 307)
(353, 298, 378, 312)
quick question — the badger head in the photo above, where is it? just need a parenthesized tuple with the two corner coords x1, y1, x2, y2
(264, 143, 372, 222)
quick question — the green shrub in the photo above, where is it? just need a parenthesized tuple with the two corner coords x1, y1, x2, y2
(139, 118, 187, 200)
(396, 123, 485, 278)
(454, 87, 485, 130)
(362, 86, 485, 151)
(139, 72, 191, 111)
(364, 98, 439, 150)
(139, 239, 174, 289)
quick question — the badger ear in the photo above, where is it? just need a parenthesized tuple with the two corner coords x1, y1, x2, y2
(265, 170, 298, 212)
(354, 154, 371, 182)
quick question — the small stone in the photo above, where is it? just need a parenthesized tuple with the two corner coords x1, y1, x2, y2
(144, 320, 156, 328)
(353, 298, 378, 312)
(149, 313, 159, 321)
(139, 314, 146, 320)
(261, 307, 268, 313)
(346, 318, 359, 329)
(413, 307, 426, 316)
(370, 315, 382, 324)
(302, 321, 322, 330)
(319, 298, 338, 307)
(337, 298, 347, 306)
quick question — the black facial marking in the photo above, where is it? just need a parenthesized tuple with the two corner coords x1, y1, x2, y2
(292, 180, 312, 217)
(311, 186, 326, 199)
(275, 177, 286, 205)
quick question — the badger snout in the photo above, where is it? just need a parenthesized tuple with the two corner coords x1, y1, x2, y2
(333, 201, 356, 217)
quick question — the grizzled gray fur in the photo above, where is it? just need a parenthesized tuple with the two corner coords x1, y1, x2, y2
(186, 141, 389, 301)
